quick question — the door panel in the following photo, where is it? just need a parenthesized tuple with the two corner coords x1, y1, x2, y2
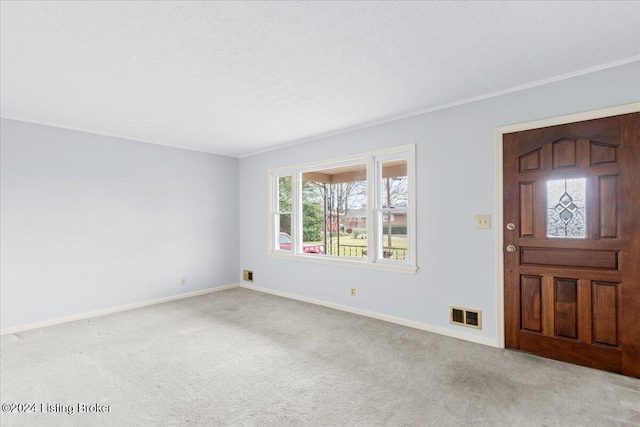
(520, 248, 618, 269)
(504, 112, 640, 378)
(521, 275, 542, 332)
(599, 175, 618, 238)
(553, 139, 577, 168)
(592, 282, 618, 346)
(555, 278, 578, 339)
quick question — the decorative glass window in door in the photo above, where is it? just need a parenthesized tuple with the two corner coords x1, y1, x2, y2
(546, 178, 586, 238)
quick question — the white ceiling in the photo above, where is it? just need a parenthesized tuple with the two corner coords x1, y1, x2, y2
(1, 1, 639, 157)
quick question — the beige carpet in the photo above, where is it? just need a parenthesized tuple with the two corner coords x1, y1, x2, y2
(1, 287, 639, 426)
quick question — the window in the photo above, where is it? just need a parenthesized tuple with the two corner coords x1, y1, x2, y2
(377, 157, 409, 261)
(546, 177, 586, 238)
(273, 175, 292, 251)
(302, 162, 367, 258)
(268, 144, 416, 273)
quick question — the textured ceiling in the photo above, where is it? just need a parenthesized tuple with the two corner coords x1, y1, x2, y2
(1, 1, 639, 157)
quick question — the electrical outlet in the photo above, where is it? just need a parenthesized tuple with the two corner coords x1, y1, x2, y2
(475, 214, 491, 229)
(350, 287, 356, 296)
(243, 270, 254, 282)
(181, 277, 186, 286)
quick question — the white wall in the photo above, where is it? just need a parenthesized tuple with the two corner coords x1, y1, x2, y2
(1, 119, 239, 328)
(238, 62, 640, 345)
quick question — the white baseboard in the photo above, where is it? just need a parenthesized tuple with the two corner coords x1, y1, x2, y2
(239, 284, 498, 348)
(3, 281, 498, 348)
(0, 283, 241, 336)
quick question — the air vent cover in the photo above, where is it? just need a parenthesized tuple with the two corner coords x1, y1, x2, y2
(452, 308, 465, 324)
(450, 306, 482, 330)
(465, 311, 479, 327)
(243, 270, 254, 282)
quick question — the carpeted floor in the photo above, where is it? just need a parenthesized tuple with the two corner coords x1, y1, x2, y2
(1, 287, 639, 426)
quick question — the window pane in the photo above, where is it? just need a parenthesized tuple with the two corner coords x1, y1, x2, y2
(278, 176, 292, 212)
(276, 214, 291, 251)
(379, 159, 408, 261)
(378, 212, 408, 261)
(380, 159, 408, 209)
(301, 163, 367, 258)
(547, 178, 586, 238)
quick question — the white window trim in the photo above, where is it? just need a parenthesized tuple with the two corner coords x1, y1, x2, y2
(267, 144, 417, 274)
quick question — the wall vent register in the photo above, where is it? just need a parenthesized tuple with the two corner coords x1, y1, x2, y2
(242, 270, 254, 282)
(450, 306, 482, 330)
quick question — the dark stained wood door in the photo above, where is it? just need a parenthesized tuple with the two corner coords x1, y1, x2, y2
(503, 113, 640, 378)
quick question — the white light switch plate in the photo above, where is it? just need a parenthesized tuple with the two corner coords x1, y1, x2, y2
(476, 215, 491, 229)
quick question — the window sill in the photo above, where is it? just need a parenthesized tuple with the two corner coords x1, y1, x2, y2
(266, 251, 418, 274)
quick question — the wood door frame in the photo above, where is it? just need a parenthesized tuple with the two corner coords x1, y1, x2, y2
(494, 102, 640, 349)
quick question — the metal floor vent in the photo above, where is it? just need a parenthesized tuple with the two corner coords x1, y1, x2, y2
(450, 306, 482, 330)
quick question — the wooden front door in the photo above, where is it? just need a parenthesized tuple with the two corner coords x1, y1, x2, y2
(503, 112, 640, 378)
